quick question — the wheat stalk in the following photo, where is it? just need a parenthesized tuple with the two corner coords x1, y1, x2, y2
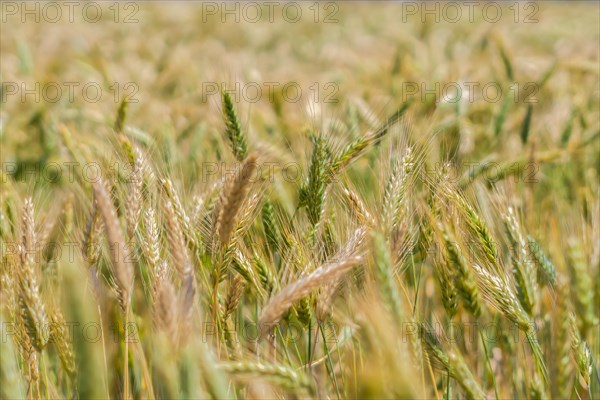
(568, 311, 593, 387)
(91, 179, 134, 311)
(142, 207, 161, 271)
(567, 238, 597, 336)
(259, 253, 363, 335)
(162, 179, 197, 249)
(18, 198, 49, 352)
(223, 274, 245, 321)
(503, 206, 538, 315)
(163, 199, 193, 280)
(49, 309, 76, 377)
(446, 188, 498, 265)
(420, 325, 486, 399)
(213, 153, 258, 248)
(222, 89, 248, 161)
(259, 229, 365, 337)
(83, 202, 104, 266)
(153, 271, 177, 338)
(472, 263, 549, 383)
(441, 227, 482, 318)
(220, 361, 313, 393)
(527, 235, 556, 286)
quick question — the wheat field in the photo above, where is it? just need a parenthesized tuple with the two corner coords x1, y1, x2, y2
(1, 2, 599, 399)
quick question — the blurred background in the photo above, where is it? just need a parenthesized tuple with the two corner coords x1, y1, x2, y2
(1, 2, 599, 211)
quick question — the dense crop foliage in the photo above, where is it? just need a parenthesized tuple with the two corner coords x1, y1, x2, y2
(1, 3, 598, 399)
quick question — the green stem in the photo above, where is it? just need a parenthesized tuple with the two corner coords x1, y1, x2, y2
(320, 323, 341, 399)
(276, 326, 293, 365)
(307, 319, 312, 370)
(479, 329, 499, 400)
(445, 368, 451, 400)
(123, 308, 130, 400)
(412, 254, 423, 317)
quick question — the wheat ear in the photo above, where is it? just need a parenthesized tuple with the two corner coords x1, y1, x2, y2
(91, 179, 134, 312)
(472, 263, 548, 382)
(441, 227, 482, 318)
(222, 89, 248, 161)
(259, 229, 365, 337)
(526, 235, 556, 286)
(18, 198, 49, 351)
(153, 270, 177, 338)
(213, 153, 258, 248)
(142, 207, 161, 271)
(503, 206, 538, 315)
(447, 188, 497, 265)
(162, 178, 197, 248)
(568, 311, 593, 387)
(220, 361, 313, 393)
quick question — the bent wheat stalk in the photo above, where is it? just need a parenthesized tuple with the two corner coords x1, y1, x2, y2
(259, 254, 363, 337)
(220, 361, 313, 393)
(258, 229, 366, 339)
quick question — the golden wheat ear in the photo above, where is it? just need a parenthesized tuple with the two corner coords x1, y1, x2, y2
(91, 179, 134, 312)
(213, 152, 259, 249)
(18, 198, 50, 353)
(258, 228, 365, 339)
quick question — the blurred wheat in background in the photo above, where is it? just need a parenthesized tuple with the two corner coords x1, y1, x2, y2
(1, 2, 599, 399)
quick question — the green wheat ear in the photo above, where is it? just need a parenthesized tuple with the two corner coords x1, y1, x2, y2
(441, 229, 482, 319)
(372, 232, 404, 322)
(222, 89, 248, 161)
(328, 101, 412, 179)
(520, 104, 533, 144)
(220, 361, 314, 394)
(302, 134, 330, 231)
(114, 97, 128, 133)
(503, 208, 538, 316)
(444, 187, 498, 265)
(526, 235, 556, 286)
(435, 263, 458, 319)
(261, 199, 280, 257)
(419, 324, 485, 399)
(567, 238, 597, 336)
